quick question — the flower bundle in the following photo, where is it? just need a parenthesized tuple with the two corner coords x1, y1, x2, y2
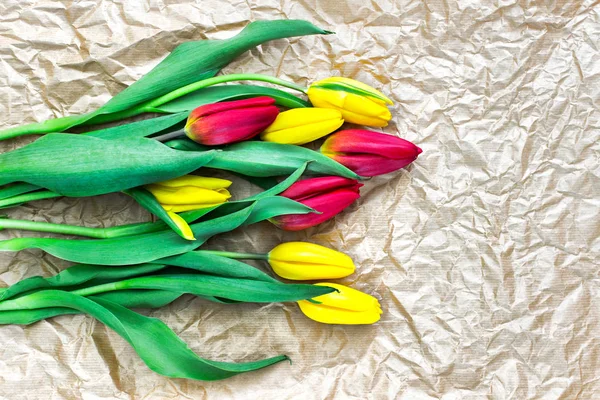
(0, 19, 421, 380)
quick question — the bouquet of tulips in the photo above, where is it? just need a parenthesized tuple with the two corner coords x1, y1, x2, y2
(0, 19, 421, 381)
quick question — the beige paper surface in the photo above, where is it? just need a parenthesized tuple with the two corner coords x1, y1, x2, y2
(1, 1, 599, 398)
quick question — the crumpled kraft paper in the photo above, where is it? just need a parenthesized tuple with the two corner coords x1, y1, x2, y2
(1, 0, 599, 398)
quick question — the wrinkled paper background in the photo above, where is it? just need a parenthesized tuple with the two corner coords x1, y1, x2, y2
(1, 0, 600, 398)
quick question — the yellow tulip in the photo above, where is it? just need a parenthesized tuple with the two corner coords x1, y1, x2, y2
(166, 211, 195, 241)
(297, 283, 382, 325)
(260, 108, 343, 145)
(268, 242, 355, 280)
(145, 175, 232, 212)
(307, 77, 393, 127)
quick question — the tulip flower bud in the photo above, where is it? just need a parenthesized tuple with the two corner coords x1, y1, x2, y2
(146, 175, 232, 212)
(321, 129, 422, 177)
(268, 242, 355, 280)
(307, 77, 393, 127)
(166, 211, 196, 241)
(298, 283, 382, 325)
(185, 97, 279, 145)
(272, 176, 362, 231)
(260, 108, 343, 145)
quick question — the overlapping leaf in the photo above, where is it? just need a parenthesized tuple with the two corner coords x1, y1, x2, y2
(0, 19, 328, 139)
(167, 139, 361, 179)
(0, 134, 216, 196)
(0, 291, 289, 380)
(0, 197, 313, 265)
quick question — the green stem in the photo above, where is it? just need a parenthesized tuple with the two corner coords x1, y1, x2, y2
(0, 183, 41, 201)
(70, 282, 120, 297)
(0, 191, 62, 209)
(200, 250, 268, 260)
(0, 219, 109, 238)
(0, 74, 306, 140)
(154, 128, 186, 143)
(0, 113, 94, 141)
(0, 216, 168, 239)
(79, 74, 308, 126)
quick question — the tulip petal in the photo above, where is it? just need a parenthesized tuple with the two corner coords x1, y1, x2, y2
(297, 301, 382, 324)
(311, 77, 393, 105)
(273, 188, 360, 231)
(154, 175, 232, 190)
(310, 283, 380, 312)
(322, 129, 421, 159)
(163, 203, 228, 212)
(187, 96, 276, 121)
(307, 86, 392, 127)
(328, 154, 418, 177)
(321, 130, 422, 176)
(261, 108, 343, 145)
(297, 283, 382, 325)
(268, 242, 355, 280)
(186, 106, 279, 145)
(146, 185, 231, 205)
(166, 211, 195, 241)
(279, 176, 361, 202)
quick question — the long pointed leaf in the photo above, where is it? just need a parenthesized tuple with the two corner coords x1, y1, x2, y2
(0, 197, 312, 265)
(0, 134, 216, 196)
(86, 112, 188, 140)
(77, 274, 334, 303)
(95, 20, 328, 116)
(0, 289, 183, 325)
(124, 187, 192, 240)
(152, 85, 309, 113)
(0, 291, 289, 380)
(0, 263, 165, 301)
(158, 251, 278, 283)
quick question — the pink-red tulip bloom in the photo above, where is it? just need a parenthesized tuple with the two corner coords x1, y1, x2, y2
(273, 176, 362, 231)
(185, 97, 279, 145)
(321, 129, 422, 177)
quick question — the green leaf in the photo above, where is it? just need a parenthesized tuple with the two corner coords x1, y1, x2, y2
(0, 307, 80, 324)
(0, 197, 312, 265)
(0, 289, 183, 325)
(0, 290, 289, 380)
(165, 138, 209, 151)
(243, 161, 308, 201)
(234, 174, 280, 190)
(81, 274, 334, 303)
(158, 251, 278, 283)
(0, 263, 165, 301)
(0, 113, 189, 201)
(312, 82, 392, 104)
(152, 85, 309, 113)
(0, 183, 41, 200)
(86, 112, 189, 140)
(168, 139, 361, 179)
(96, 20, 327, 116)
(0, 134, 216, 196)
(124, 187, 193, 240)
(0, 20, 330, 139)
(0, 251, 278, 302)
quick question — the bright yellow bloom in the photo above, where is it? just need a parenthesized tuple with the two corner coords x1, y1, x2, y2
(297, 283, 382, 325)
(166, 211, 195, 241)
(268, 242, 355, 280)
(145, 175, 232, 212)
(260, 108, 343, 145)
(307, 77, 393, 127)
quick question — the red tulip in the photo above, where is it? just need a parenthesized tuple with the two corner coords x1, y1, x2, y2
(185, 97, 279, 145)
(273, 176, 362, 231)
(321, 129, 422, 177)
